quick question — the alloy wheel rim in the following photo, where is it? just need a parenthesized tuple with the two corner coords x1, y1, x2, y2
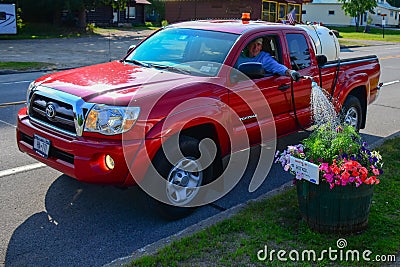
(166, 157, 203, 206)
(344, 107, 359, 128)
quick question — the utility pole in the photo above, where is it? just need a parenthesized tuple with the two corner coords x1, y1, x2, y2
(381, 14, 387, 39)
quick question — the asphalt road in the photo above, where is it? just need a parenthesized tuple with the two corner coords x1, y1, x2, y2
(0, 44, 399, 267)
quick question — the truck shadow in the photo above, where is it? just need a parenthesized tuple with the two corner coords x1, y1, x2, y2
(4, 175, 220, 266)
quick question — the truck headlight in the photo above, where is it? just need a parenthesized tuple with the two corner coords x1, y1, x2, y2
(26, 81, 36, 103)
(26, 81, 36, 114)
(84, 105, 140, 135)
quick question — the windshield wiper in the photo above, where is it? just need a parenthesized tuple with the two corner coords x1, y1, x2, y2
(123, 59, 152, 68)
(151, 64, 192, 75)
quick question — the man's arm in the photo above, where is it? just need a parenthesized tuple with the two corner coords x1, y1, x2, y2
(259, 52, 288, 75)
(260, 52, 300, 81)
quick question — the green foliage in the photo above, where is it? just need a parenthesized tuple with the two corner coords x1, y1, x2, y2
(302, 124, 361, 163)
(16, 8, 25, 30)
(337, 0, 377, 30)
(161, 20, 168, 27)
(0, 22, 86, 40)
(145, 0, 165, 25)
(103, 0, 129, 10)
(86, 23, 95, 33)
(0, 62, 56, 71)
(337, 0, 377, 18)
(387, 0, 400, 7)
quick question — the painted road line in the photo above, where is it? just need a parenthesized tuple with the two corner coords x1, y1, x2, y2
(380, 55, 400, 60)
(0, 119, 16, 128)
(0, 101, 26, 108)
(383, 80, 400, 87)
(0, 163, 46, 178)
(0, 80, 31, 85)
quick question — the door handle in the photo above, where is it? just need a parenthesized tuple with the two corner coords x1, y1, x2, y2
(278, 84, 290, 91)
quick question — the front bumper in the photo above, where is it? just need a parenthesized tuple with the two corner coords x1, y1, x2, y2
(16, 107, 145, 186)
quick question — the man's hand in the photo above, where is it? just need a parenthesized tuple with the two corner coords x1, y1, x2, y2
(289, 70, 301, 82)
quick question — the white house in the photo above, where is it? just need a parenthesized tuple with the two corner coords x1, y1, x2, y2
(302, 0, 400, 27)
(371, 0, 400, 27)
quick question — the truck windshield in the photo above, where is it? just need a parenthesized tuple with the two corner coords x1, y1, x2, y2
(126, 28, 239, 76)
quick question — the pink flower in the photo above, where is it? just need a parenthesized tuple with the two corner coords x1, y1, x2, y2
(323, 173, 334, 183)
(319, 163, 330, 172)
(371, 165, 380, 176)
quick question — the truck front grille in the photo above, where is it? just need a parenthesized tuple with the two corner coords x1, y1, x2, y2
(29, 94, 76, 134)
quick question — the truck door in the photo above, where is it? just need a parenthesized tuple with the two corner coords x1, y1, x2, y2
(228, 33, 294, 145)
(284, 32, 319, 129)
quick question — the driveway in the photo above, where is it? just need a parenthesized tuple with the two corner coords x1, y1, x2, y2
(0, 29, 155, 70)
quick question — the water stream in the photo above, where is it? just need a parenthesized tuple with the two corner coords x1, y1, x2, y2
(310, 80, 340, 130)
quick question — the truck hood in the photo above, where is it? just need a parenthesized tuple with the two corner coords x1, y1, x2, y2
(35, 61, 192, 104)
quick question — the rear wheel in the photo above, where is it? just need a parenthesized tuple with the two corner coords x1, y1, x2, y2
(152, 135, 213, 220)
(341, 95, 362, 131)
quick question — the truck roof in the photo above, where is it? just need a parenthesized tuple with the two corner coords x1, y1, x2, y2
(167, 20, 301, 35)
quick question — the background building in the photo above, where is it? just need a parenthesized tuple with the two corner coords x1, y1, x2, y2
(164, 0, 311, 24)
(371, 0, 400, 27)
(87, 0, 151, 26)
(302, 0, 400, 27)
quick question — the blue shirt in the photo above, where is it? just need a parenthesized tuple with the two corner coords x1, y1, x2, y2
(236, 51, 288, 76)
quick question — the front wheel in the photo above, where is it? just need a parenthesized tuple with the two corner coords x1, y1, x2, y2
(151, 135, 214, 220)
(341, 95, 362, 131)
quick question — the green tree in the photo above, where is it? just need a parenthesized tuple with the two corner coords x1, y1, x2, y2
(145, 0, 165, 26)
(19, 0, 125, 29)
(338, 0, 377, 31)
(387, 0, 400, 7)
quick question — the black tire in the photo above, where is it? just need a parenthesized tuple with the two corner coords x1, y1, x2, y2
(151, 135, 213, 220)
(341, 95, 362, 131)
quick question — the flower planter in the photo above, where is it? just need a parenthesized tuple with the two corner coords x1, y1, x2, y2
(296, 180, 374, 234)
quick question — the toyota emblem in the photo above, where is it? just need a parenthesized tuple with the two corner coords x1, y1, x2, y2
(45, 104, 56, 119)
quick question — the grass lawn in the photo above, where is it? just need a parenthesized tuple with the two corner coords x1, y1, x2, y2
(0, 23, 87, 40)
(331, 26, 400, 42)
(92, 26, 159, 36)
(0, 62, 56, 71)
(129, 137, 400, 266)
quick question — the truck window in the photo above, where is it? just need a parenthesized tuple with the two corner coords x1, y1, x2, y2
(286, 33, 311, 70)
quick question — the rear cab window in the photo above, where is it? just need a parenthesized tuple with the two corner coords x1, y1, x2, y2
(285, 33, 311, 70)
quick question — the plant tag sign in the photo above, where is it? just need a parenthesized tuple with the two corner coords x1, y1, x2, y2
(289, 156, 320, 184)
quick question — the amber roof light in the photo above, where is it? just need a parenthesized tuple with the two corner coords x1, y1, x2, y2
(242, 13, 250, 24)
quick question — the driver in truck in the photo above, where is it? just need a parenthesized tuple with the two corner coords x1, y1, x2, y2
(237, 37, 301, 81)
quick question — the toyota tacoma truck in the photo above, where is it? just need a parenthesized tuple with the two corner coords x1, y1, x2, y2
(16, 20, 381, 218)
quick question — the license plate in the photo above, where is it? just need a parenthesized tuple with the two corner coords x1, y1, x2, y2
(33, 134, 50, 158)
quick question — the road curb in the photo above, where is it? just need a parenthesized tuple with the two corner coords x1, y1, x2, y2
(104, 181, 294, 267)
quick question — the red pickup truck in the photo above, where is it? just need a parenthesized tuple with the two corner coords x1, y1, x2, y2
(16, 20, 381, 217)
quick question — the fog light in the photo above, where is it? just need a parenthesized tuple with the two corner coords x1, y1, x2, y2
(105, 155, 115, 170)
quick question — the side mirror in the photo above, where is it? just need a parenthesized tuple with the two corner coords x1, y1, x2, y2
(127, 44, 136, 54)
(316, 54, 328, 67)
(238, 62, 265, 79)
